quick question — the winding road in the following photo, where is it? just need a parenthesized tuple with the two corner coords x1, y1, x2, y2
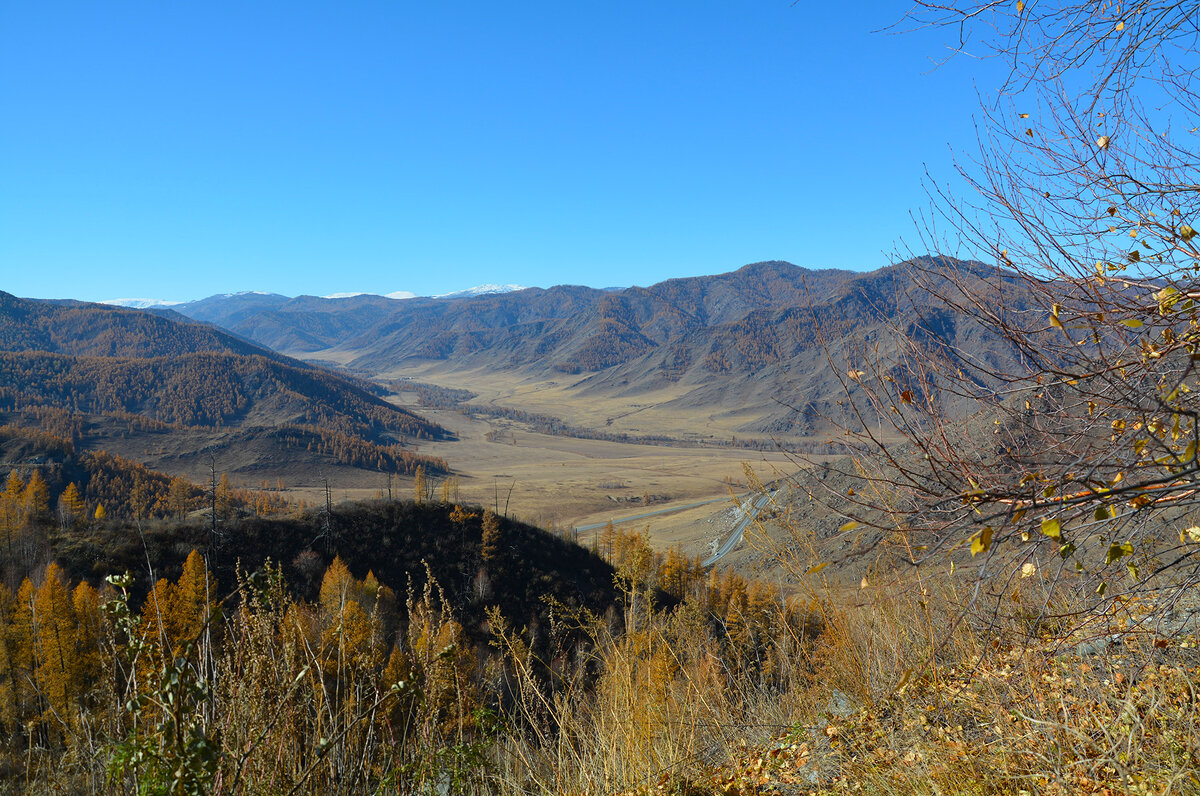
(573, 487, 778, 568)
(702, 490, 774, 566)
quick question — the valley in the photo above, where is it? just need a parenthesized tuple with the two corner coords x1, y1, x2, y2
(383, 361, 809, 444)
(381, 388, 802, 544)
(4, 259, 1007, 564)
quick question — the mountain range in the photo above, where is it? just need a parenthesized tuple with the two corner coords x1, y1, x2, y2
(100, 283, 530, 309)
(2, 258, 1042, 492)
(153, 258, 1040, 437)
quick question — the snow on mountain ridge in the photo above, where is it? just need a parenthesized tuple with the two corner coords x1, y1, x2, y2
(315, 285, 525, 300)
(100, 298, 183, 308)
(320, 285, 524, 300)
(433, 283, 528, 299)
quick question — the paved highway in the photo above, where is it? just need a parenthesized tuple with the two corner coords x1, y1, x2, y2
(573, 484, 780, 568)
(702, 490, 775, 567)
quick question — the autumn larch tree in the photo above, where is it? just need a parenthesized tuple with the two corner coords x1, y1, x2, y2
(413, 465, 427, 505)
(57, 482, 85, 529)
(34, 563, 77, 733)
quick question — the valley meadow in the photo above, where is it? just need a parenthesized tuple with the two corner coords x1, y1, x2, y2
(384, 376, 804, 542)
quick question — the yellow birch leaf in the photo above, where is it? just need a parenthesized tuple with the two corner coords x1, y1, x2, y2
(1041, 518, 1062, 539)
(1106, 541, 1134, 564)
(970, 526, 994, 557)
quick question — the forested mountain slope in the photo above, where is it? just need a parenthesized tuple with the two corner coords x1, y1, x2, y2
(0, 290, 278, 359)
(0, 292, 448, 479)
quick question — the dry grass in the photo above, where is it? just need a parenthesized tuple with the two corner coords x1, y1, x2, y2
(383, 399, 798, 532)
(693, 584, 1200, 796)
(4, 521, 1199, 795)
(380, 363, 768, 442)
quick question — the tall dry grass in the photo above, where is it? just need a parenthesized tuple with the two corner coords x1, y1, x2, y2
(2, 509, 1198, 795)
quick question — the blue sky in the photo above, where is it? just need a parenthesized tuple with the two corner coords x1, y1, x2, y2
(0, 2, 1001, 301)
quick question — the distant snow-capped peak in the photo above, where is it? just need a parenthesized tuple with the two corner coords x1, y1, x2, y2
(316, 285, 523, 300)
(320, 290, 417, 300)
(100, 298, 183, 308)
(433, 283, 528, 299)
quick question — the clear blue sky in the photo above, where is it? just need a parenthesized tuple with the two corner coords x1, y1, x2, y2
(0, 2, 999, 302)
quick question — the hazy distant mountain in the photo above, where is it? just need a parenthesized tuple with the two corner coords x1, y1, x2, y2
(176, 292, 411, 354)
(168, 285, 531, 352)
(315, 260, 870, 374)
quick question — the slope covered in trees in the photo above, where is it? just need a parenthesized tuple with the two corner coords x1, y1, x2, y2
(0, 292, 449, 482)
(0, 350, 441, 439)
(0, 290, 280, 360)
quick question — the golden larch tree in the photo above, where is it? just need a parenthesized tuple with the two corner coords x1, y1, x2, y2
(1, 473, 26, 566)
(22, 472, 49, 527)
(413, 465, 426, 504)
(9, 578, 37, 719)
(167, 477, 192, 519)
(34, 563, 77, 729)
(0, 584, 18, 731)
(140, 577, 178, 657)
(57, 483, 85, 528)
(70, 581, 102, 700)
(480, 509, 502, 564)
(317, 557, 377, 675)
(170, 550, 214, 645)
